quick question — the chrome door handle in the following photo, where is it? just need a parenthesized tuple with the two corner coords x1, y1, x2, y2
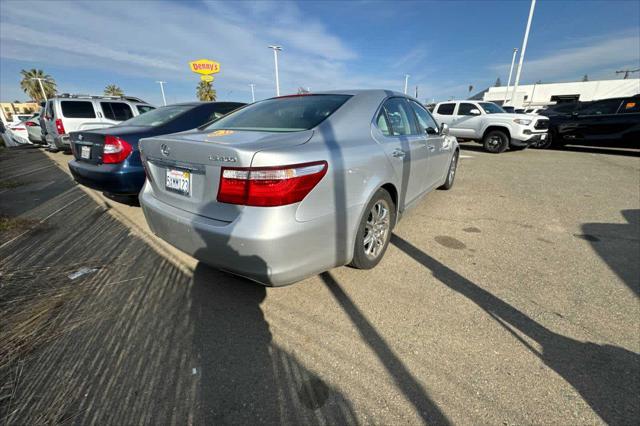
(427, 144, 436, 151)
(392, 149, 405, 158)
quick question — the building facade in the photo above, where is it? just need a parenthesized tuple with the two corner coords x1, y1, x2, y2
(483, 78, 640, 107)
(1, 102, 39, 123)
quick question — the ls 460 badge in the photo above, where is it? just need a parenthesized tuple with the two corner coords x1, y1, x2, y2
(209, 155, 237, 163)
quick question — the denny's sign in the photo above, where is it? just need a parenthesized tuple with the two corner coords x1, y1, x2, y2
(189, 59, 221, 81)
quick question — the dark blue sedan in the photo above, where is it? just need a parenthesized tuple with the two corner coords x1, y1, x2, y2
(68, 102, 245, 195)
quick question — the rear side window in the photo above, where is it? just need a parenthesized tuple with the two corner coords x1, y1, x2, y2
(45, 101, 53, 118)
(437, 103, 455, 115)
(382, 98, 418, 136)
(136, 105, 155, 114)
(204, 95, 350, 132)
(101, 102, 134, 121)
(619, 99, 639, 114)
(457, 103, 478, 116)
(578, 99, 622, 115)
(60, 101, 95, 118)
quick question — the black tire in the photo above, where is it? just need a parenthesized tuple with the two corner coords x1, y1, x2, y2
(536, 131, 554, 149)
(483, 130, 509, 153)
(350, 188, 396, 270)
(439, 150, 459, 190)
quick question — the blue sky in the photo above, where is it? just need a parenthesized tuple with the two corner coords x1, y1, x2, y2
(1, 0, 638, 105)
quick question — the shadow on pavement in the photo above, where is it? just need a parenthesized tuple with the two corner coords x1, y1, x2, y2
(581, 209, 640, 298)
(551, 145, 640, 157)
(391, 234, 640, 425)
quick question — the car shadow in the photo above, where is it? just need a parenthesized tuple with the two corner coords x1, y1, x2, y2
(391, 234, 640, 424)
(581, 209, 640, 298)
(103, 192, 140, 207)
(550, 145, 640, 157)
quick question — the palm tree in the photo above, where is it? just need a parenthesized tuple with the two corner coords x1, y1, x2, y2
(19, 69, 57, 101)
(104, 84, 124, 96)
(196, 81, 216, 101)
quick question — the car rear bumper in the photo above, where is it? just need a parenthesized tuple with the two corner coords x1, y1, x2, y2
(69, 160, 145, 194)
(139, 182, 345, 286)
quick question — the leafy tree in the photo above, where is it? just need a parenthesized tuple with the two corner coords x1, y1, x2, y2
(104, 84, 124, 96)
(19, 69, 56, 101)
(197, 81, 217, 101)
(582, 74, 589, 82)
(494, 77, 502, 87)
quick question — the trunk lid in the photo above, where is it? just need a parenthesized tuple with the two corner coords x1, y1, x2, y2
(70, 126, 149, 164)
(140, 129, 314, 222)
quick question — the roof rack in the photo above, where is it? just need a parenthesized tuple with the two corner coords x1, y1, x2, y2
(55, 93, 147, 103)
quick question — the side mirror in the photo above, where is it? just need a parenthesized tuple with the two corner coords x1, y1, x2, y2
(470, 108, 481, 115)
(440, 123, 449, 136)
(426, 126, 438, 135)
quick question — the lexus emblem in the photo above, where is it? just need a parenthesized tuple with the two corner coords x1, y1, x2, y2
(161, 144, 170, 157)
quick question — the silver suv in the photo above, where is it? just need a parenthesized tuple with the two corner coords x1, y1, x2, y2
(42, 94, 154, 151)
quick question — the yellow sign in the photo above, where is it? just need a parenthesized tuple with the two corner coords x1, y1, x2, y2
(208, 130, 235, 137)
(189, 59, 220, 75)
(201, 75, 214, 82)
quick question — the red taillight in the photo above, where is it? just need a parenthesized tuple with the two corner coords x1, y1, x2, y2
(55, 119, 65, 134)
(25, 122, 37, 127)
(103, 135, 133, 164)
(217, 161, 327, 207)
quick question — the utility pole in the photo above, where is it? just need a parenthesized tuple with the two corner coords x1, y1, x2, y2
(511, 0, 536, 106)
(504, 48, 518, 104)
(616, 69, 640, 79)
(155, 81, 167, 106)
(249, 83, 255, 102)
(268, 45, 282, 96)
(404, 74, 410, 94)
(415, 85, 418, 98)
(30, 78, 49, 101)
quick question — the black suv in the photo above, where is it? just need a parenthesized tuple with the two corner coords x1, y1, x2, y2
(546, 95, 639, 148)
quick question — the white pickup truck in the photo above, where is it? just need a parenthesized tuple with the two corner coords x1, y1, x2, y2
(431, 100, 549, 153)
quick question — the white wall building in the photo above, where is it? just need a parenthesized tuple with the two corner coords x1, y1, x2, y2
(483, 78, 640, 107)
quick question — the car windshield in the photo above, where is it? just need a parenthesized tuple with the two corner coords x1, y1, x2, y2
(479, 103, 505, 114)
(119, 105, 193, 127)
(203, 94, 351, 132)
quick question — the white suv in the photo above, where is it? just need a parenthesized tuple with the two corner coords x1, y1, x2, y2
(42, 94, 155, 151)
(431, 101, 548, 153)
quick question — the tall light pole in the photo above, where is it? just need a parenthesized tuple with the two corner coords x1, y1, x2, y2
(29, 78, 49, 101)
(249, 83, 255, 102)
(268, 45, 282, 96)
(504, 48, 518, 104)
(510, 0, 536, 106)
(155, 81, 167, 106)
(403, 74, 410, 94)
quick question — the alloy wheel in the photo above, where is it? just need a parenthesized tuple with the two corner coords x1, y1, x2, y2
(363, 199, 390, 260)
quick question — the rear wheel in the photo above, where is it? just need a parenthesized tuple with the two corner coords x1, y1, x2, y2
(483, 130, 509, 153)
(350, 189, 395, 269)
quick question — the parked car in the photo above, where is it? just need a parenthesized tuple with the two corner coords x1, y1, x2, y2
(545, 95, 639, 149)
(431, 100, 549, 153)
(25, 111, 44, 144)
(7, 114, 34, 144)
(68, 102, 245, 196)
(42, 94, 155, 152)
(138, 90, 459, 286)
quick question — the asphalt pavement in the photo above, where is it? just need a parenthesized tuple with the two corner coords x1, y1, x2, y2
(0, 144, 638, 425)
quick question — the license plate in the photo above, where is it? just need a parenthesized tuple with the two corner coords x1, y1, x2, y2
(541, 134, 547, 140)
(81, 146, 91, 159)
(165, 169, 191, 196)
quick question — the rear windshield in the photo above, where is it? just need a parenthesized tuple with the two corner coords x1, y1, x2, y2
(119, 105, 193, 127)
(479, 102, 505, 114)
(61, 101, 96, 118)
(203, 95, 351, 132)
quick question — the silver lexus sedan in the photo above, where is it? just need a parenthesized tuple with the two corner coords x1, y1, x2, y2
(139, 90, 459, 286)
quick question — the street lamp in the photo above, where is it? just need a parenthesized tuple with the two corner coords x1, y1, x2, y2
(29, 78, 49, 101)
(249, 83, 255, 102)
(403, 74, 410, 94)
(510, 0, 536, 106)
(268, 45, 282, 96)
(155, 81, 167, 106)
(504, 48, 518, 104)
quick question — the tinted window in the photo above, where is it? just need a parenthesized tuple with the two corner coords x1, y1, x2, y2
(136, 105, 155, 114)
(101, 102, 134, 121)
(437, 103, 455, 115)
(409, 100, 438, 132)
(119, 105, 194, 127)
(204, 95, 350, 132)
(618, 99, 639, 114)
(376, 111, 391, 136)
(479, 102, 505, 114)
(61, 101, 95, 118)
(458, 103, 478, 116)
(206, 103, 244, 122)
(45, 101, 53, 118)
(382, 98, 418, 136)
(578, 99, 622, 115)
